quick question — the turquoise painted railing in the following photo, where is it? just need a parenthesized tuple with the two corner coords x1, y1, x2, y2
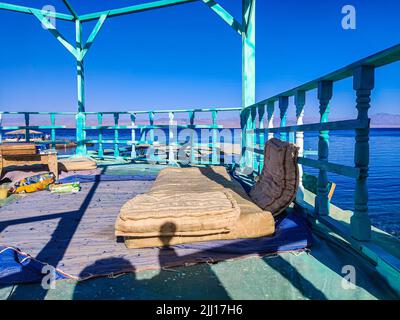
(241, 44, 400, 245)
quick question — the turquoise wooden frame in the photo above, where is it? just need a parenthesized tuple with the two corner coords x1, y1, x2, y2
(0, 0, 255, 156)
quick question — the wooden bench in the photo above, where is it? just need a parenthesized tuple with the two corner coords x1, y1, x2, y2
(0, 152, 59, 181)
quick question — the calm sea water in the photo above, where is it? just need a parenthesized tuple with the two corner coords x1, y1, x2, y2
(4, 128, 400, 238)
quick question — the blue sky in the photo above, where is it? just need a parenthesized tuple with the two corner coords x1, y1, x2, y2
(1, 0, 400, 117)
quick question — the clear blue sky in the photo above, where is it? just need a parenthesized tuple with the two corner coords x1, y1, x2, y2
(1, 0, 400, 117)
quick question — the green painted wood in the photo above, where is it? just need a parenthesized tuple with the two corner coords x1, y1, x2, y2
(113, 113, 120, 158)
(266, 101, 275, 141)
(168, 112, 176, 164)
(240, 0, 255, 172)
(211, 110, 219, 164)
(50, 113, 56, 149)
(62, 0, 78, 19)
(130, 113, 137, 159)
(189, 111, 196, 164)
(75, 112, 86, 156)
(0, 2, 74, 21)
(81, 13, 108, 60)
(0, 125, 65, 130)
(279, 96, 289, 142)
(315, 80, 333, 217)
(76, 20, 85, 113)
(202, 0, 242, 35)
(257, 103, 266, 174)
(30, 9, 77, 58)
(97, 113, 104, 158)
(295, 90, 306, 200)
(351, 66, 375, 241)
(298, 157, 361, 179)
(24, 113, 30, 143)
(249, 119, 369, 134)
(79, 0, 199, 22)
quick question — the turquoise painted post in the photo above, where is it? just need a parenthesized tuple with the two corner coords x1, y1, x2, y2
(130, 113, 137, 159)
(50, 113, 56, 150)
(189, 111, 196, 164)
(240, 0, 255, 171)
(257, 103, 266, 174)
(148, 112, 155, 162)
(211, 110, 219, 164)
(279, 96, 289, 142)
(351, 66, 374, 241)
(250, 106, 257, 172)
(267, 101, 275, 141)
(315, 80, 333, 217)
(75, 20, 86, 156)
(295, 91, 306, 201)
(97, 113, 104, 158)
(114, 113, 120, 158)
(24, 113, 30, 142)
(168, 112, 175, 164)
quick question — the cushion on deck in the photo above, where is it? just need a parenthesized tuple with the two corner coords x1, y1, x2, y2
(117, 166, 275, 248)
(115, 190, 240, 237)
(249, 138, 299, 216)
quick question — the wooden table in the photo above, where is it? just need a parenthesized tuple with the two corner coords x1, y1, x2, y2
(0, 152, 59, 180)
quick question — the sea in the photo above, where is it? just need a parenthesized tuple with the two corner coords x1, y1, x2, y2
(3, 128, 399, 238)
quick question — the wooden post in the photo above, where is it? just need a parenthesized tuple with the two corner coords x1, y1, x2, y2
(211, 110, 219, 165)
(168, 112, 175, 164)
(50, 113, 56, 150)
(295, 90, 306, 201)
(267, 101, 275, 141)
(189, 111, 196, 164)
(24, 113, 30, 143)
(257, 103, 266, 173)
(279, 97, 289, 142)
(97, 113, 104, 158)
(75, 20, 87, 156)
(351, 66, 374, 241)
(240, 0, 255, 172)
(315, 80, 333, 216)
(130, 113, 136, 159)
(113, 113, 120, 158)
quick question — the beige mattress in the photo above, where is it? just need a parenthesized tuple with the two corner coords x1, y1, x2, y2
(117, 166, 275, 248)
(58, 157, 97, 172)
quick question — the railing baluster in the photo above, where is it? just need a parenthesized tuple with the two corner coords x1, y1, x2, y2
(315, 80, 333, 216)
(24, 113, 30, 143)
(257, 103, 266, 173)
(49, 113, 56, 150)
(168, 112, 175, 164)
(76, 112, 87, 156)
(189, 111, 196, 164)
(130, 113, 136, 159)
(148, 112, 155, 162)
(267, 101, 275, 141)
(351, 66, 374, 241)
(295, 90, 306, 200)
(279, 97, 289, 142)
(114, 113, 120, 158)
(211, 110, 219, 165)
(97, 113, 104, 158)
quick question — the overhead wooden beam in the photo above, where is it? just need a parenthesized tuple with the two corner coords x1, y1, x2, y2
(62, 0, 79, 20)
(0, 2, 74, 21)
(81, 13, 109, 60)
(30, 9, 77, 58)
(79, 0, 199, 22)
(202, 0, 242, 35)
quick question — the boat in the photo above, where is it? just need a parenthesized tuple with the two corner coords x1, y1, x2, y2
(0, 1, 399, 303)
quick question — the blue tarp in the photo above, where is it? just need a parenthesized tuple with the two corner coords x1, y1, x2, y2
(0, 247, 69, 285)
(59, 174, 157, 184)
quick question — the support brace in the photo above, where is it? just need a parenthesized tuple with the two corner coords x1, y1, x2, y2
(202, 0, 243, 35)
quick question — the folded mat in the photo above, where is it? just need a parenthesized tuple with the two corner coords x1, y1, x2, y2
(116, 190, 241, 237)
(250, 138, 299, 216)
(118, 166, 275, 248)
(58, 157, 97, 172)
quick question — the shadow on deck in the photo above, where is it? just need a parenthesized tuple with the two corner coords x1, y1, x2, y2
(0, 164, 398, 300)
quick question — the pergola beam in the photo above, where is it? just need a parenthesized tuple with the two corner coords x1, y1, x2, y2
(81, 13, 109, 60)
(62, 0, 79, 20)
(30, 9, 78, 58)
(0, 2, 74, 21)
(79, 0, 199, 22)
(202, 0, 242, 35)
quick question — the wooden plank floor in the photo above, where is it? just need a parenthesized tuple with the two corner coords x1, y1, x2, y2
(0, 176, 154, 278)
